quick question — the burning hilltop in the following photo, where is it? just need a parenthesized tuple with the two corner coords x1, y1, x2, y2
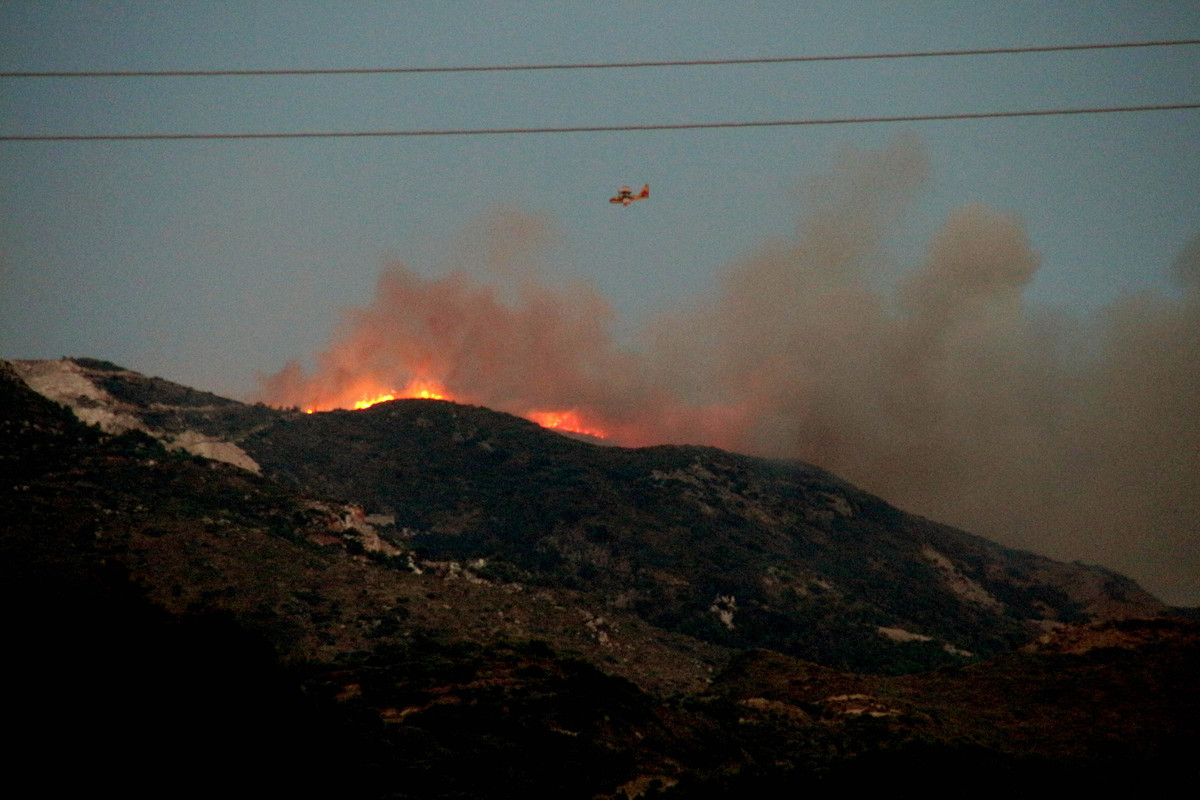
(296, 374, 608, 440)
(258, 138, 1200, 607)
(259, 261, 750, 445)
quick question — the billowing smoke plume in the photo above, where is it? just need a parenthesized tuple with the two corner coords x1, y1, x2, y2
(260, 138, 1199, 605)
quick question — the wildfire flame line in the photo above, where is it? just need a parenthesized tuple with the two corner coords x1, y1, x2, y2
(303, 379, 606, 439)
(526, 410, 608, 439)
(353, 393, 396, 409)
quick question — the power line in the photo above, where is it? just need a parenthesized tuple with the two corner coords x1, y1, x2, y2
(3, 103, 1197, 142)
(3, 38, 1198, 78)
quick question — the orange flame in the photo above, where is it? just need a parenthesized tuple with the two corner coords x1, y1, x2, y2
(347, 378, 450, 410)
(302, 377, 607, 439)
(526, 410, 608, 440)
(303, 377, 451, 413)
(353, 393, 397, 410)
(400, 379, 447, 401)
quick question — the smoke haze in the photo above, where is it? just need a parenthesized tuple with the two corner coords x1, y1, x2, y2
(260, 138, 1199, 606)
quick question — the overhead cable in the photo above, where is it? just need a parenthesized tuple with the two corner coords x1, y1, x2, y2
(4, 102, 1197, 142)
(3, 38, 1198, 78)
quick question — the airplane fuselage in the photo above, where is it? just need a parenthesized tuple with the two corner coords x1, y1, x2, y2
(609, 184, 648, 206)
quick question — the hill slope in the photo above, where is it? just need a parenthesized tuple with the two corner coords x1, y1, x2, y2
(11, 357, 1163, 672)
(4, 357, 1193, 796)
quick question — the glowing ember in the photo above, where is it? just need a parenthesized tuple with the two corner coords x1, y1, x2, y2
(401, 379, 447, 400)
(351, 379, 448, 409)
(527, 410, 608, 439)
(353, 393, 397, 410)
(300, 378, 450, 414)
(300, 380, 605, 439)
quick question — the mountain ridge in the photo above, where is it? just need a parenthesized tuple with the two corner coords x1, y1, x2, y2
(7, 358, 1166, 668)
(4, 357, 1194, 796)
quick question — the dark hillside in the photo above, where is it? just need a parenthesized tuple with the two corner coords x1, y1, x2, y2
(242, 396, 1159, 672)
(2, 358, 1195, 797)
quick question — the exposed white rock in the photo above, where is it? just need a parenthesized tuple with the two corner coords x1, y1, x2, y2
(710, 594, 737, 630)
(878, 625, 973, 658)
(423, 560, 488, 584)
(12, 358, 261, 474)
(942, 642, 974, 657)
(877, 626, 933, 643)
(166, 430, 261, 474)
(582, 611, 615, 646)
(816, 491, 853, 518)
(822, 693, 901, 718)
(13, 358, 142, 432)
(922, 545, 1004, 610)
(14, 358, 111, 405)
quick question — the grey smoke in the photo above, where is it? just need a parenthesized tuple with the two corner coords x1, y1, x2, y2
(261, 138, 1199, 605)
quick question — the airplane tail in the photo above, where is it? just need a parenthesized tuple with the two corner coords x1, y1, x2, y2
(639, 184, 650, 198)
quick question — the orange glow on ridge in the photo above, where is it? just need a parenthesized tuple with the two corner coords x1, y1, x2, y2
(527, 410, 608, 439)
(300, 378, 607, 439)
(353, 393, 397, 410)
(351, 378, 450, 410)
(400, 379, 447, 401)
(301, 377, 451, 414)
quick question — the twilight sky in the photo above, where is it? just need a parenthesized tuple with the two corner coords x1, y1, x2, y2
(2, 3, 1198, 604)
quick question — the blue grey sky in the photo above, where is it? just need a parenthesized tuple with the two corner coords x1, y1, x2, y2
(4, 2, 1197, 391)
(3, 3, 1199, 603)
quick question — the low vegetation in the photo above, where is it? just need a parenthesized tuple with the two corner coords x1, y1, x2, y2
(2, 359, 1194, 797)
